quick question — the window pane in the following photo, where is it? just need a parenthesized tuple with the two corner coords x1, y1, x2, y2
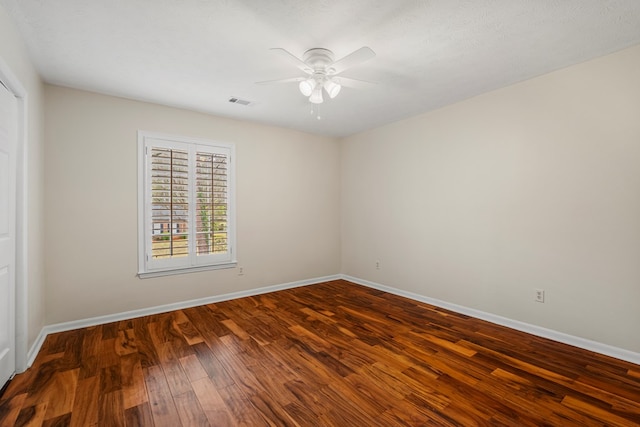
(140, 132, 235, 276)
(195, 152, 228, 255)
(150, 147, 189, 259)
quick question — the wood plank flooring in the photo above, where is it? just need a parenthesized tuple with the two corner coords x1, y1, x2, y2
(1, 279, 639, 426)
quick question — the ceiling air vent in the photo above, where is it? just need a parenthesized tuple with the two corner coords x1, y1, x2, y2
(228, 97, 252, 106)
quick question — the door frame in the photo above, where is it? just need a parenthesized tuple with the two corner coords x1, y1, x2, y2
(0, 57, 29, 373)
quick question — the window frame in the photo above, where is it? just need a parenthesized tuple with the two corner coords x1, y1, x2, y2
(137, 131, 237, 278)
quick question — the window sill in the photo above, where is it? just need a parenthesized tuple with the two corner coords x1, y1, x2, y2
(138, 261, 238, 279)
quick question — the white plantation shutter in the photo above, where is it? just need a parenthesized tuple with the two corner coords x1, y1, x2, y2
(139, 132, 236, 276)
(195, 151, 228, 256)
(192, 146, 231, 266)
(150, 146, 189, 260)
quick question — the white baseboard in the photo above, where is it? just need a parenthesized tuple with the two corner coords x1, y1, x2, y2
(26, 328, 48, 368)
(26, 274, 340, 367)
(341, 274, 640, 366)
(25, 273, 640, 369)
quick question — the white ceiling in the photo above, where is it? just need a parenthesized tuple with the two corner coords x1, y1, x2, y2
(3, 0, 640, 137)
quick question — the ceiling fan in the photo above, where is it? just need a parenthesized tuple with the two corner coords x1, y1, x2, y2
(257, 46, 376, 104)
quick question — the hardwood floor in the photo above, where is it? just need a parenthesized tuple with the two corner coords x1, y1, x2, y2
(1, 279, 639, 426)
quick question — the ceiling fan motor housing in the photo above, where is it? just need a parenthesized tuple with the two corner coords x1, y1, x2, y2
(303, 48, 336, 73)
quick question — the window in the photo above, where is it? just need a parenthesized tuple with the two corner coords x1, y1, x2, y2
(138, 131, 236, 277)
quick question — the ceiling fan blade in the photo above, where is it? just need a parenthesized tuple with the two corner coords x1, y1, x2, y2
(333, 76, 376, 89)
(256, 76, 306, 85)
(330, 47, 376, 75)
(270, 48, 313, 74)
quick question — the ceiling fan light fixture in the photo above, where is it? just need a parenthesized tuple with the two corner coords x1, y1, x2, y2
(324, 79, 341, 98)
(299, 79, 315, 96)
(309, 86, 324, 104)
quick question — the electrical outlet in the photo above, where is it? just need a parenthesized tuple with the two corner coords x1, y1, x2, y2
(376, 260, 380, 270)
(238, 267, 244, 276)
(535, 289, 545, 303)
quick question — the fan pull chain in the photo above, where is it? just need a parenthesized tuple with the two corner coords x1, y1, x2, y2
(310, 104, 322, 120)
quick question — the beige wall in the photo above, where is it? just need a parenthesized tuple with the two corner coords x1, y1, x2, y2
(341, 45, 640, 353)
(0, 6, 46, 352)
(44, 86, 341, 323)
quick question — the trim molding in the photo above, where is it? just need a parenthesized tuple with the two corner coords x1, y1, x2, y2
(25, 273, 640, 368)
(341, 274, 640, 366)
(26, 274, 340, 366)
(26, 329, 47, 368)
(0, 56, 29, 374)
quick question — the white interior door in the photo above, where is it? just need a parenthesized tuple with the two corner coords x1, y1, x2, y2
(0, 81, 17, 388)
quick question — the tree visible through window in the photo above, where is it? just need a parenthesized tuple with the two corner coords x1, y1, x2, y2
(138, 132, 236, 277)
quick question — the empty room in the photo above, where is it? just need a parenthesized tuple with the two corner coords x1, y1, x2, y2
(1, 1, 640, 425)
